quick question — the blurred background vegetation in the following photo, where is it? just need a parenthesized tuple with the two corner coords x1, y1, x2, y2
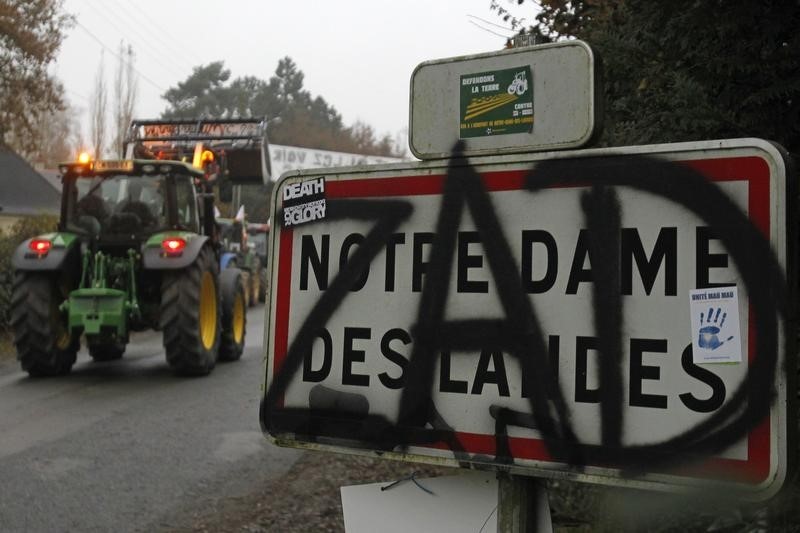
(0, 215, 59, 351)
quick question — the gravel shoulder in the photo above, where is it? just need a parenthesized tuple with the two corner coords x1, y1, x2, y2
(161, 444, 800, 533)
(162, 449, 454, 533)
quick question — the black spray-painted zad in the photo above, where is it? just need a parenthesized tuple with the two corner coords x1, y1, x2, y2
(261, 140, 794, 496)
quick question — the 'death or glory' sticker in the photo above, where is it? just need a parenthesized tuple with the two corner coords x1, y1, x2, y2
(282, 177, 327, 227)
(459, 65, 533, 139)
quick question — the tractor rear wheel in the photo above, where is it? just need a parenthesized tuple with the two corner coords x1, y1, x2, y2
(10, 271, 78, 377)
(219, 268, 246, 361)
(160, 246, 220, 376)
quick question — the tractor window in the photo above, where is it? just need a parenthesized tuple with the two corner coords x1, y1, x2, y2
(67, 174, 168, 236)
(174, 176, 199, 231)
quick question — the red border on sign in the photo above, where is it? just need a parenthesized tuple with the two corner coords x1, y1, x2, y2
(273, 155, 772, 484)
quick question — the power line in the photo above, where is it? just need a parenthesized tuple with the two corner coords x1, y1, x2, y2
(85, 0, 198, 73)
(468, 20, 514, 39)
(109, 0, 207, 68)
(79, 0, 190, 78)
(74, 19, 167, 93)
(467, 14, 519, 32)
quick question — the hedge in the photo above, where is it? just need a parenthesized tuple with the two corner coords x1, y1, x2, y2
(0, 215, 59, 333)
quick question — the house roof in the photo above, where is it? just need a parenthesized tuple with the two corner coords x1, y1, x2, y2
(0, 146, 60, 216)
(37, 168, 62, 193)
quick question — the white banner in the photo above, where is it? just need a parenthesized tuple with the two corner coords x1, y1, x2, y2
(268, 144, 404, 181)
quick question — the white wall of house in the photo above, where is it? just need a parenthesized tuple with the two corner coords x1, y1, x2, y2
(0, 214, 20, 234)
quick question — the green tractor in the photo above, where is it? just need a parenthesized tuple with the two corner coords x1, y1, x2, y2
(10, 157, 248, 377)
(218, 215, 267, 306)
(10, 118, 271, 378)
(246, 221, 271, 303)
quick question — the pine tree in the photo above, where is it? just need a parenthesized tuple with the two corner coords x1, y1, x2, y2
(518, 0, 800, 153)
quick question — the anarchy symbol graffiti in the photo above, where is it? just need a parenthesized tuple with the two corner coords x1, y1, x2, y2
(262, 141, 792, 486)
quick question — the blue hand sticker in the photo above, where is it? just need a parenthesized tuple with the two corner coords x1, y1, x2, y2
(698, 307, 734, 350)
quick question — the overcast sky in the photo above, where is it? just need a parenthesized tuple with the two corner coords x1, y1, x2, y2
(54, 0, 533, 149)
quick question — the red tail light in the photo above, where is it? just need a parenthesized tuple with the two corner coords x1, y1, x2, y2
(29, 239, 52, 254)
(161, 237, 187, 254)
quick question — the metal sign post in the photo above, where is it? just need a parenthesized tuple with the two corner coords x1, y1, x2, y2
(497, 475, 551, 532)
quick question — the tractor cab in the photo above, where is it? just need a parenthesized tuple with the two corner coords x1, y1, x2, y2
(60, 158, 204, 243)
(246, 221, 270, 266)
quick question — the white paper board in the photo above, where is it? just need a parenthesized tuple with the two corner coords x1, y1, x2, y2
(341, 472, 499, 533)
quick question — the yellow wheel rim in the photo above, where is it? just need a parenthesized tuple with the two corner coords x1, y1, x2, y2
(233, 291, 245, 343)
(55, 329, 72, 351)
(199, 272, 217, 350)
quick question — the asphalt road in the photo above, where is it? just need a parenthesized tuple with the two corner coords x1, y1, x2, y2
(0, 305, 301, 533)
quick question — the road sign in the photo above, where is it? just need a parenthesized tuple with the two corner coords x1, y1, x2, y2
(409, 41, 601, 159)
(261, 138, 794, 499)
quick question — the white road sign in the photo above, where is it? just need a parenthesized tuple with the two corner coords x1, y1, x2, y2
(261, 138, 794, 498)
(409, 41, 600, 159)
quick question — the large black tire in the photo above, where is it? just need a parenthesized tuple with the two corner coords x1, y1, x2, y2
(88, 338, 126, 362)
(10, 271, 79, 377)
(160, 246, 220, 376)
(219, 268, 246, 362)
(258, 263, 268, 303)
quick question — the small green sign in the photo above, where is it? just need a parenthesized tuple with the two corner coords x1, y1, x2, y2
(459, 66, 533, 138)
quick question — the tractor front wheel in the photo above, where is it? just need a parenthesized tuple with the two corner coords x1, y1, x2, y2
(219, 268, 246, 361)
(10, 271, 78, 377)
(160, 246, 220, 376)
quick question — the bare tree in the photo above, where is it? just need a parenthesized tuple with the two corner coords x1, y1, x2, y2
(29, 103, 80, 167)
(391, 127, 410, 159)
(111, 42, 137, 157)
(89, 51, 107, 158)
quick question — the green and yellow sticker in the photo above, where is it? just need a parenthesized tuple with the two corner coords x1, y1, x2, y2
(459, 66, 533, 138)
